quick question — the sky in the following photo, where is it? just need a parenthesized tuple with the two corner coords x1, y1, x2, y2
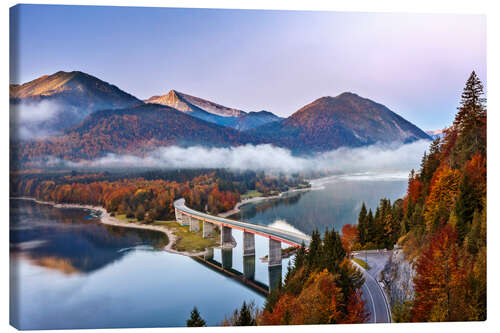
(10, 4, 486, 130)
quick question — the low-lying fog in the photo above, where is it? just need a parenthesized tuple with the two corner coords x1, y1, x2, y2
(45, 140, 431, 176)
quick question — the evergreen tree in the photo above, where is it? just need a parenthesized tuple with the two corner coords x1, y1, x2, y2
(452, 71, 486, 166)
(366, 209, 375, 246)
(357, 203, 368, 245)
(465, 210, 481, 255)
(186, 307, 206, 327)
(306, 229, 322, 268)
(454, 173, 477, 243)
(235, 301, 256, 326)
(293, 241, 306, 269)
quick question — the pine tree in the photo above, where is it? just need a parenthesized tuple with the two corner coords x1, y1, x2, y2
(357, 203, 368, 245)
(235, 301, 256, 326)
(307, 229, 322, 268)
(186, 306, 206, 327)
(366, 209, 375, 246)
(465, 210, 481, 255)
(454, 71, 486, 133)
(452, 71, 486, 166)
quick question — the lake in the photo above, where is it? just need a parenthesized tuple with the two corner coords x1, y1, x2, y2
(9, 173, 407, 329)
(9, 199, 290, 330)
(231, 173, 408, 235)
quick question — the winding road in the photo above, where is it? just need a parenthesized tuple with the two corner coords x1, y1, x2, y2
(352, 251, 392, 323)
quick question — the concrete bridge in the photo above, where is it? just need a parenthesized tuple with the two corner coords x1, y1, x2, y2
(174, 198, 311, 267)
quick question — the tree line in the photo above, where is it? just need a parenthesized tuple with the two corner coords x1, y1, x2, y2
(11, 169, 308, 221)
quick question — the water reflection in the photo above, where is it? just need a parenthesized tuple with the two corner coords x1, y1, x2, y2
(10, 200, 168, 274)
(268, 265, 283, 291)
(10, 199, 291, 329)
(221, 248, 233, 269)
(243, 255, 256, 280)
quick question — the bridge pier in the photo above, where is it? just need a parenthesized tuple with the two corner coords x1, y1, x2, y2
(221, 226, 232, 247)
(243, 232, 255, 256)
(175, 208, 182, 224)
(190, 217, 200, 232)
(268, 239, 282, 267)
(179, 212, 189, 226)
(243, 254, 255, 280)
(203, 221, 215, 238)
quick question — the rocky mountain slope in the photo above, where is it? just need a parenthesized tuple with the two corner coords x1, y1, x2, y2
(249, 92, 430, 152)
(10, 71, 142, 137)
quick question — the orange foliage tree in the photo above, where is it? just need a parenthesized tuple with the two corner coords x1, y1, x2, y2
(341, 224, 359, 254)
(412, 225, 467, 321)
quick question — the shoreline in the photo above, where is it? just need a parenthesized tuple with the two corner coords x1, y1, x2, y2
(11, 197, 209, 257)
(218, 181, 323, 219)
(218, 171, 406, 218)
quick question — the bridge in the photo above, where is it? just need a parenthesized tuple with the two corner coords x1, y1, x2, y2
(174, 198, 311, 267)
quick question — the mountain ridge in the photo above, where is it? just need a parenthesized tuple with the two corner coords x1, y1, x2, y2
(10, 71, 143, 138)
(249, 92, 430, 151)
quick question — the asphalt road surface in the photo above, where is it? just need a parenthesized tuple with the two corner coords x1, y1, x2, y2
(352, 251, 392, 323)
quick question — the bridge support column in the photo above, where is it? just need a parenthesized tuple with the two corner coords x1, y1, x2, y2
(243, 232, 255, 256)
(190, 217, 200, 232)
(175, 208, 182, 225)
(179, 212, 189, 226)
(203, 221, 215, 238)
(221, 226, 232, 246)
(268, 239, 282, 267)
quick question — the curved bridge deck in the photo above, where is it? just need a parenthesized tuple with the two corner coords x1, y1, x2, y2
(174, 198, 310, 248)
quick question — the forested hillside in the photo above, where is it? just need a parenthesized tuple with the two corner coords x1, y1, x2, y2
(259, 230, 368, 324)
(11, 170, 307, 220)
(345, 71, 486, 321)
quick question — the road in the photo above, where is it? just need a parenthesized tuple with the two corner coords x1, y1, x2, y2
(352, 251, 392, 323)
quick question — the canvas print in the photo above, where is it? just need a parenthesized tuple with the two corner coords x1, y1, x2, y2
(9, 4, 486, 330)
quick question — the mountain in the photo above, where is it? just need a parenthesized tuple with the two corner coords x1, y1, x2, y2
(235, 111, 282, 131)
(12, 89, 431, 168)
(145, 90, 243, 127)
(426, 129, 445, 140)
(146, 90, 245, 117)
(249, 92, 431, 152)
(10, 71, 143, 138)
(13, 104, 258, 165)
(145, 90, 282, 130)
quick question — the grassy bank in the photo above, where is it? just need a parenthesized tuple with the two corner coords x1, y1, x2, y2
(115, 214, 219, 253)
(241, 190, 263, 200)
(153, 221, 219, 252)
(352, 257, 371, 270)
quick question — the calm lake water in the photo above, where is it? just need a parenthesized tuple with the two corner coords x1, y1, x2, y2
(10, 199, 292, 330)
(231, 173, 408, 235)
(9, 173, 407, 329)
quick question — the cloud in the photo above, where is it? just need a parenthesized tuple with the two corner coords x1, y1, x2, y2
(47, 140, 431, 174)
(10, 101, 65, 140)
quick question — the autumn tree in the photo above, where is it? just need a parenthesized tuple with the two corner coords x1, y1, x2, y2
(341, 224, 359, 255)
(412, 225, 467, 321)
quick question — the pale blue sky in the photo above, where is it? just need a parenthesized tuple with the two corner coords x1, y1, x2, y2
(10, 4, 486, 130)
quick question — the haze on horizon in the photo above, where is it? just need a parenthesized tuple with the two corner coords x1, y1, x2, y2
(10, 4, 486, 130)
